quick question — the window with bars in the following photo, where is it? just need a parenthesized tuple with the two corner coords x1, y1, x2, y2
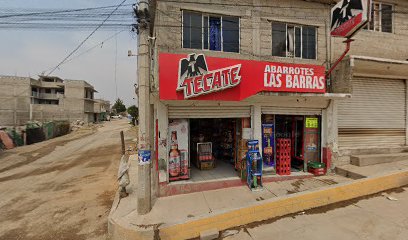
(365, 2, 393, 33)
(272, 22, 317, 60)
(182, 11, 240, 53)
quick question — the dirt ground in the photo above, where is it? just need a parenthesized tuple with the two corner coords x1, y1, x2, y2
(0, 120, 137, 240)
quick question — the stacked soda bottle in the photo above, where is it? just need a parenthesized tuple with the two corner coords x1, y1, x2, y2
(169, 131, 181, 177)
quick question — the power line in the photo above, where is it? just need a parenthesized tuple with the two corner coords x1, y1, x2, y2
(39, 30, 126, 75)
(47, 0, 128, 76)
(0, 4, 133, 19)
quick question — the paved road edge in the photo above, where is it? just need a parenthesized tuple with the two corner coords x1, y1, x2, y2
(159, 170, 408, 240)
(107, 169, 408, 240)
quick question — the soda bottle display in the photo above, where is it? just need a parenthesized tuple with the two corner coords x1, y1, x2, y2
(169, 131, 181, 177)
(180, 150, 188, 176)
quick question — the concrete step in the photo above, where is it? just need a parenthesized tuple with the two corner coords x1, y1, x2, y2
(350, 152, 408, 167)
(335, 165, 366, 179)
(342, 146, 408, 156)
(262, 165, 275, 175)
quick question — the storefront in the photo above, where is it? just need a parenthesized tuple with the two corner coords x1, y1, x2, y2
(336, 56, 408, 158)
(156, 52, 335, 188)
(261, 114, 321, 172)
(165, 103, 252, 182)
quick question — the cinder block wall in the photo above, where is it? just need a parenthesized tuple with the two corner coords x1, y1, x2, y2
(153, 0, 331, 76)
(0, 76, 31, 126)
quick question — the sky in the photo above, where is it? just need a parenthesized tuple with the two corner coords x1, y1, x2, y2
(0, 0, 138, 107)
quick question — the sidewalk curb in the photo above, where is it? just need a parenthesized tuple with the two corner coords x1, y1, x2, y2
(159, 170, 408, 240)
(108, 217, 155, 240)
(108, 190, 155, 240)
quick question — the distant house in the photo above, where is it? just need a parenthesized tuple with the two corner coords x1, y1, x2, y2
(94, 99, 111, 122)
(0, 75, 97, 126)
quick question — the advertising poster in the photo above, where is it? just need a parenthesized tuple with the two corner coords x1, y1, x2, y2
(305, 117, 318, 128)
(262, 124, 274, 166)
(168, 119, 189, 181)
(304, 117, 320, 163)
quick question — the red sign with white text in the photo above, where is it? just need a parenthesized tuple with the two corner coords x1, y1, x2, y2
(330, 0, 370, 38)
(159, 53, 326, 101)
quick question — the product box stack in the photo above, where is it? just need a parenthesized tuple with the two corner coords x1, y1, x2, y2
(307, 161, 326, 176)
(197, 142, 214, 170)
(236, 139, 248, 179)
(276, 138, 291, 175)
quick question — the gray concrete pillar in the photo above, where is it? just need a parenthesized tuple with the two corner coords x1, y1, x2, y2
(136, 1, 152, 215)
(252, 105, 262, 150)
(322, 99, 338, 170)
(137, 162, 151, 211)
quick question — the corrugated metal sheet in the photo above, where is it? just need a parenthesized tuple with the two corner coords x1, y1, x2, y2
(168, 106, 251, 119)
(261, 107, 322, 115)
(338, 78, 406, 148)
(338, 78, 406, 129)
(339, 129, 405, 148)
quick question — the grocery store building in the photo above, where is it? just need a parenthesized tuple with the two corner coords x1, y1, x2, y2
(139, 0, 408, 199)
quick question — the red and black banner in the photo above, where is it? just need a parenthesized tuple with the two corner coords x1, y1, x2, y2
(159, 53, 326, 101)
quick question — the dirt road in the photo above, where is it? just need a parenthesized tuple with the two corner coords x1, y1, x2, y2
(0, 120, 136, 240)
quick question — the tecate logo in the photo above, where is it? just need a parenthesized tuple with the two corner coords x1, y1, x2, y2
(177, 53, 242, 99)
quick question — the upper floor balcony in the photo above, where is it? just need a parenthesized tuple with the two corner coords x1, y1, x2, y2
(31, 92, 63, 99)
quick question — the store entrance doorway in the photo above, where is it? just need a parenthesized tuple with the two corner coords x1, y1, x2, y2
(262, 115, 321, 173)
(189, 118, 240, 182)
(275, 115, 305, 170)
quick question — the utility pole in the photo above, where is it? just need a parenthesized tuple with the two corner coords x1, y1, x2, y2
(134, 0, 151, 215)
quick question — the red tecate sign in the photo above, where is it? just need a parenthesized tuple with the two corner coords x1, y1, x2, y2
(331, 0, 370, 38)
(159, 53, 326, 101)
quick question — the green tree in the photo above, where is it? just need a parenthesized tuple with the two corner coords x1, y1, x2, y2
(127, 105, 139, 125)
(112, 98, 126, 113)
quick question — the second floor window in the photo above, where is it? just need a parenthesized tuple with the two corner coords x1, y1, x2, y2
(365, 2, 393, 33)
(183, 11, 239, 53)
(272, 22, 316, 60)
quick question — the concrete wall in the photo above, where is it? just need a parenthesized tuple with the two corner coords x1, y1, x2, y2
(64, 80, 87, 99)
(0, 76, 97, 126)
(153, 0, 331, 82)
(63, 80, 96, 123)
(0, 76, 32, 126)
(330, 57, 353, 94)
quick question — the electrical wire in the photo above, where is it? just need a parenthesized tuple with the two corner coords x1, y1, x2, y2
(46, 0, 128, 76)
(0, 4, 133, 18)
(39, 30, 126, 75)
(0, 4, 134, 31)
(0, 3, 405, 31)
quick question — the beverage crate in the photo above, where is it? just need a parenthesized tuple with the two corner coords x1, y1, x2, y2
(276, 161, 291, 175)
(308, 167, 326, 176)
(276, 138, 291, 175)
